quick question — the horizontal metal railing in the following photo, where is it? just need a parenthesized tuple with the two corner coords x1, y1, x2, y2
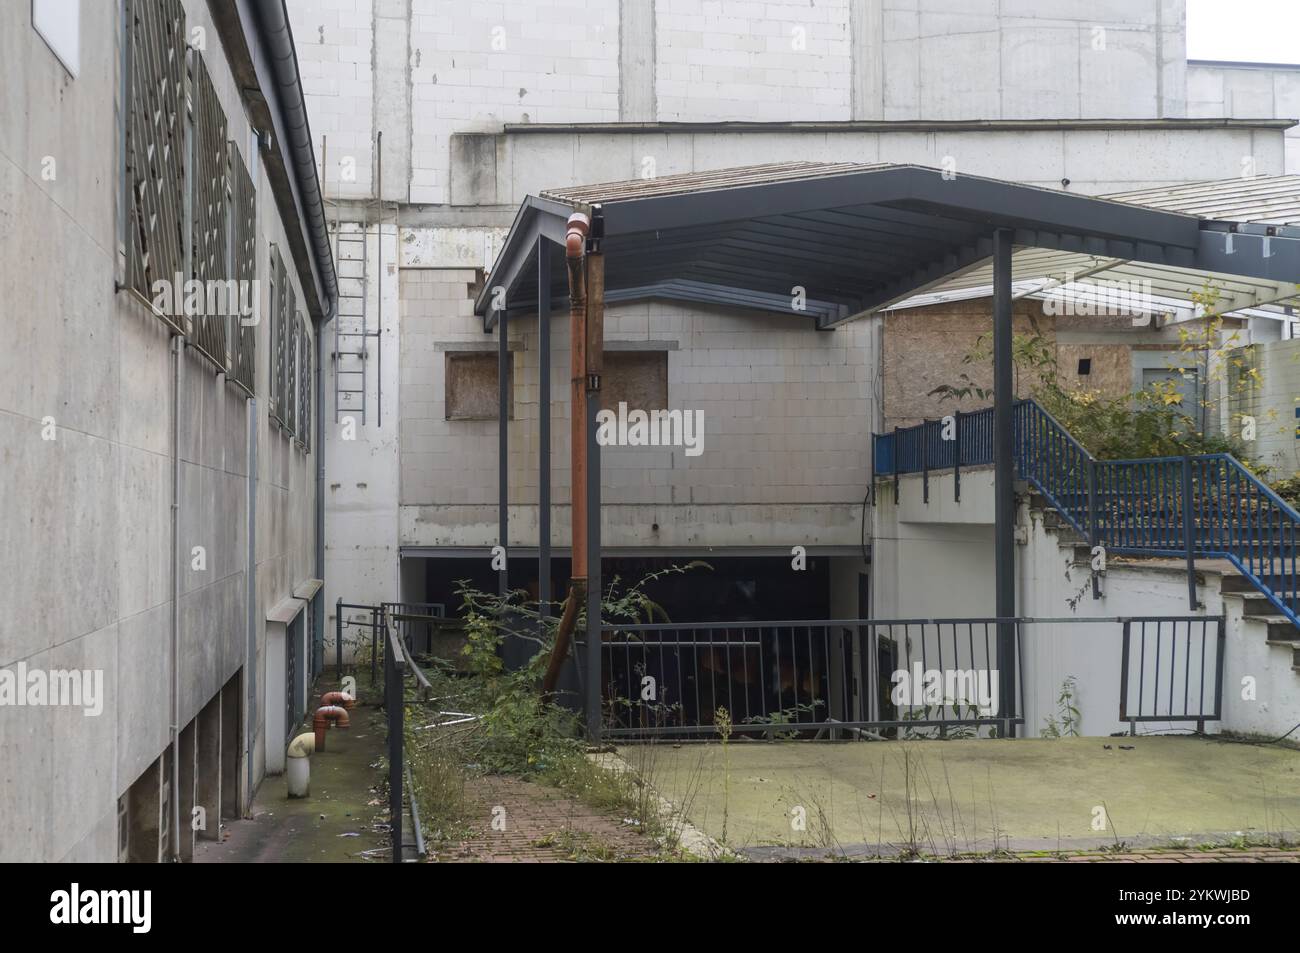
(379, 613, 435, 863)
(874, 400, 1300, 628)
(593, 618, 1024, 739)
(590, 615, 1223, 740)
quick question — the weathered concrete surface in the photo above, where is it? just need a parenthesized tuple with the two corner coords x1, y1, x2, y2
(631, 737, 1300, 855)
(195, 705, 391, 863)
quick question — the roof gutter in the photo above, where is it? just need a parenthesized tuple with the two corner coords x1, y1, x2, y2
(502, 117, 1299, 135)
(209, 0, 337, 318)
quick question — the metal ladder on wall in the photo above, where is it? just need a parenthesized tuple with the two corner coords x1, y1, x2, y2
(332, 221, 380, 424)
(325, 133, 386, 426)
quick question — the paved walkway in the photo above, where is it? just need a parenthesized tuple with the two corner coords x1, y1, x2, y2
(196, 703, 392, 863)
(1012, 847, 1300, 863)
(432, 775, 667, 862)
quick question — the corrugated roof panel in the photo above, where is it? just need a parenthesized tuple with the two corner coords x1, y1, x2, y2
(1103, 175, 1300, 225)
(538, 161, 893, 205)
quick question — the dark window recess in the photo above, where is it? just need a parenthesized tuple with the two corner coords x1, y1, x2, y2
(1076, 357, 1092, 376)
(446, 352, 512, 420)
(599, 351, 668, 412)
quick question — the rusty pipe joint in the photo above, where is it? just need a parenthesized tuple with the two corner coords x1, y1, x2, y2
(565, 212, 590, 305)
(321, 690, 355, 710)
(313, 705, 350, 752)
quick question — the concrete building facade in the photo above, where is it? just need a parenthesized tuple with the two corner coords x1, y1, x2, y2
(289, 0, 1295, 642)
(1, 0, 334, 861)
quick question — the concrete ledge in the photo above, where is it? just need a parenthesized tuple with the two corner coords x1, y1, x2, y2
(266, 596, 305, 625)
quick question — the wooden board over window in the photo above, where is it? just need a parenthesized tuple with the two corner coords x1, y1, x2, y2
(446, 352, 513, 419)
(600, 351, 668, 412)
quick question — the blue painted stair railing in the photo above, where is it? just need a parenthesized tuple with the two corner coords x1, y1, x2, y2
(873, 400, 1300, 629)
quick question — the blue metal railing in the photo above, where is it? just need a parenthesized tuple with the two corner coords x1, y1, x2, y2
(874, 400, 1300, 629)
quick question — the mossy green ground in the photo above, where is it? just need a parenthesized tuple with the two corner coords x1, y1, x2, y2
(196, 703, 391, 863)
(629, 736, 1300, 855)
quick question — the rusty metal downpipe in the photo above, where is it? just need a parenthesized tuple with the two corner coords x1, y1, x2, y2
(541, 212, 590, 697)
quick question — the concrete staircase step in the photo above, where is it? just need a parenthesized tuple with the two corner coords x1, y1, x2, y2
(1240, 613, 1300, 643)
(1220, 575, 1300, 594)
(1240, 597, 1287, 616)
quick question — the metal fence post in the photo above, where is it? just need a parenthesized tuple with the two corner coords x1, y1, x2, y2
(921, 419, 929, 504)
(1088, 459, 1100, 600)
(893, 426, 900, 504)
(386, 631, 403, 863)
(953, 410, 962, 502)
(992, 228, 1016, 737)
(1118, 619, 1131, 731)
(372, 605, 382, 687)
(1182, 456, 1197, 610)
(1211, 615, 1227, 725)
(335, 597, 342, 676)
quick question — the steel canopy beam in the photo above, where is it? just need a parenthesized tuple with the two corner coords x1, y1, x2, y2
(477, 198, 569, 325)
(1195, 228, 1300, 284)
(604, 280, 846, 322)
(992, 227, 1017, 738)
(537, 239, 552, 635)
(598, 166, 1203, 248)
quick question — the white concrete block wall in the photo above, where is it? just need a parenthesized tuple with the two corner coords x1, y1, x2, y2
(1188, 63, 1300, 175)
(289, 0, 377, 199)
(291, 0, 1199, 201)
(496, 125, 1286, 205)
(655, 0, 853, 121)
(397, 249, 872, 550)
(322, 224, 402, 660)
(407, 0, 621, 204)
(877, 0, 1186, 120)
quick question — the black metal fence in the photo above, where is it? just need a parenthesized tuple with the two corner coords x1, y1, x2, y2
(335, 600, 382, 676)
(1119, 616, 1226, 733)
(595, 618, 1023, 739)
(380, 615, 432, 864)
(383, 622, 407, 864)
(381, 602, 448, 657)
(591, 615, 1226, 741)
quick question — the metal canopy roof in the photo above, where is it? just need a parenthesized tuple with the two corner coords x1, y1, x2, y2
(475, 162, 1299, 330)
(890, 175, 1300, 320)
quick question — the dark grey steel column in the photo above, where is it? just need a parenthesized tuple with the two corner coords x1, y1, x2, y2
(498, 306, 509, 597)
(537, 241, 551, 631)
(585, 388, 602, 739)
(993, 227, 1017, 736)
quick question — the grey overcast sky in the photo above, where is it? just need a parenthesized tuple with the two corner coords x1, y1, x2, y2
(1186, 0, 1300, 63)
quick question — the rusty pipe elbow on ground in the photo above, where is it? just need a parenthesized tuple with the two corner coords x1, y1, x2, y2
(313, 705, 351, 751)
(321, 690, 355, 710)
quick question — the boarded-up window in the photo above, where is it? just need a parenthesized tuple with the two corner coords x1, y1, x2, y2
(600, 351, 668, 412)
(446, 352, 513, 420)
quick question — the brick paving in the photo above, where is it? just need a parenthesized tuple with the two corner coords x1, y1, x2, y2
(1017, 847, 1300, 863)
(431, 775, 671, 862)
